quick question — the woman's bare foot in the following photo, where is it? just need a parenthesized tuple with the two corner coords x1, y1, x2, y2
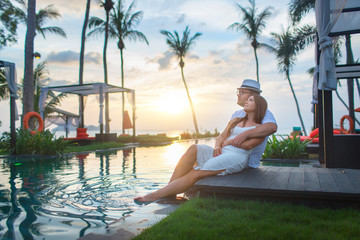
(134, 194, 157, 202)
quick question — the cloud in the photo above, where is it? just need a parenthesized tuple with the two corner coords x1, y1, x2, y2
(47, 50, 101, 65)
(147, 51, 175, 70)
(176, 14, 186, 24)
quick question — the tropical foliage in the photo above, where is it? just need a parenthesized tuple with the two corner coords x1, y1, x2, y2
(0, 69, 9, 100)
(262, 134, 308, 159)
(92, 0, 148, 134)
(0, 129, 71, 155)
(261, 26, 315, 136)
(228, 0, 272, 82)
(14, 0, 66, 39)
(0, 0, 20, 48)
(160, 26, 201, 134)
(15, 0, 66, 118)
(31, 61, 67, 117)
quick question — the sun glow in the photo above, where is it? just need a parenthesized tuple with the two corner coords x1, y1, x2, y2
(155, 92, 188, 114)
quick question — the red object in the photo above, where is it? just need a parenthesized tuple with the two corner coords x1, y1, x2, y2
(23, 112, 44, 135)
(123, 110, 133, 129)
(355, 107, 360, 112)
(77, 128, 89, 138)
(340, 115, 354, 134)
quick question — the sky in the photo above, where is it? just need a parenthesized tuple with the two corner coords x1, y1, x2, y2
(1, 0, 359, 136)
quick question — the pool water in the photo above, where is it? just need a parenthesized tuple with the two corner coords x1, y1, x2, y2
(0, 138, 318, 239)
(0, 139, 214, 239)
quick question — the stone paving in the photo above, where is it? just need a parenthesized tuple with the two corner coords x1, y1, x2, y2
(78, 202, 180, 240)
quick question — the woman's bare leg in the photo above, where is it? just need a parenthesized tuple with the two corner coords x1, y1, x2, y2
(168, 144, 198, 183)
(135, 169, 224, 202)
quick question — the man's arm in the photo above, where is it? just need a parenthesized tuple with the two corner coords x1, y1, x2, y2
(231, 122, 277, 148)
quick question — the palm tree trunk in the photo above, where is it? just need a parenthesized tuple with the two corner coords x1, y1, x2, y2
(286, 71, 307, 136)
(180, 63, 199, 134)
(104, 10, 110, 133)
(22, 0, 36, 120)
(120, 48, 125, 135)
(78, 0, 91, 128)
(253, 47, 260, 83)
(345, 35, 355, 130)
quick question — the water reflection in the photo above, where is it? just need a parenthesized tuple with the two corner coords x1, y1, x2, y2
(0, 139, 215, 239)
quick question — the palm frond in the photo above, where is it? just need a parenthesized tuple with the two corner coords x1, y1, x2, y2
(288, 0, 315, 26)
(38, 27, 66, 39)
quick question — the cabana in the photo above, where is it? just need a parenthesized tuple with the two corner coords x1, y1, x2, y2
(315, 0, 360, 168)
(39, 83, 136, 140)
(0, 60, 19, 152)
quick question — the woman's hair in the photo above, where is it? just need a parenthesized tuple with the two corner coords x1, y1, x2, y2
(226, 95, 268, 138)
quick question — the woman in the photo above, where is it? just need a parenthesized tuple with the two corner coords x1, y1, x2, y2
(135, 95, 268, 203)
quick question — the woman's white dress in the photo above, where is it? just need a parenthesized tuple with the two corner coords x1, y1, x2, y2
(194, 126, 256, 175)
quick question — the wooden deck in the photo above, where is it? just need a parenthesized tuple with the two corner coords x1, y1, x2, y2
(194, 166, 360, 209)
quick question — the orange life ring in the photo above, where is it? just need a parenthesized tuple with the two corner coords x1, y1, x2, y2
(340, 115, 354, 134)
(23, 112, 44, 135)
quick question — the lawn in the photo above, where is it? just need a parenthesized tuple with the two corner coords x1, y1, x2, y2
(135, 197, 360, 240)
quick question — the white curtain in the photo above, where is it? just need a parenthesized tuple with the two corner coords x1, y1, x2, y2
(3, 61, 19, 120)
(98, 85, 104, 125)
(315, 0, 347, 90)
(39, 87, 49, 119)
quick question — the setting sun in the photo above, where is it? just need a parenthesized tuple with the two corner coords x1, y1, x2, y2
(155, 92, 189, 114)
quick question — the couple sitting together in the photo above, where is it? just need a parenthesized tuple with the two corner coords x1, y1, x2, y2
(135, 79, 277, 204)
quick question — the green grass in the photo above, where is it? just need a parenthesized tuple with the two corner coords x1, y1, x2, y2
(135, 197, 360, 240)
(63, 142, 126, 153)
(118, 134, 179, 145)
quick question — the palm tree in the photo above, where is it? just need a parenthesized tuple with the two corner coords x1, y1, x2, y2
(22, 0, 36, 118)
(87, 0, 114, 133)
(79, 0, 91, 128)
(15, 0, 66, 118)
(289, 0, 357, 125)
(288, 0, 315, 26)
(262, 27, 311, 135)
(107, 0, 148, 134)
(0, 0, 20, 48)
(228, 0, 272, 83)
(15, 0, 67, 39)
(160, 26, 202, 134)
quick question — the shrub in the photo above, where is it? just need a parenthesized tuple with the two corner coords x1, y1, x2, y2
(262, 134, 309, 159)
(0, 129, 72, 156)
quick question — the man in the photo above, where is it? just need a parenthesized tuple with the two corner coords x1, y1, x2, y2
(230, 79, 277, 168)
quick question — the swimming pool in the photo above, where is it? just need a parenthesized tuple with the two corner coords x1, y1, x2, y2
(0, 138, 318, 239)
(0, 138, 216, 239)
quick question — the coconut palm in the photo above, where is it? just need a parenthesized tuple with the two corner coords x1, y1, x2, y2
(160, 26, 202, 134)
(22, 0, 36, 118)
(289, 0, 358, 125)
(0, 0, 20, 48)
(15, 0, 66, 118)
(78, 0, 91, 129)
(106, 0, 148, 134)
(262, 27, 312, 135)
(288, 0, 315, 26)
(15, 0, 66, 39)
(0, 69, 9, 100)
(87, 0, 114, 133)
(228, 0, 272, 83)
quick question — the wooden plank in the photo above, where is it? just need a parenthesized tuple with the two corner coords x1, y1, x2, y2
(303, 167, 321, 192)
(236, 167, 276, 189)
(196, 174, 232, 187)
(270, 167, 291, 190)
(330, 169, 357, 193)
(343, 169, 360, 192)
(317, 168, 339, 192)
(287, 168, 304, 191)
